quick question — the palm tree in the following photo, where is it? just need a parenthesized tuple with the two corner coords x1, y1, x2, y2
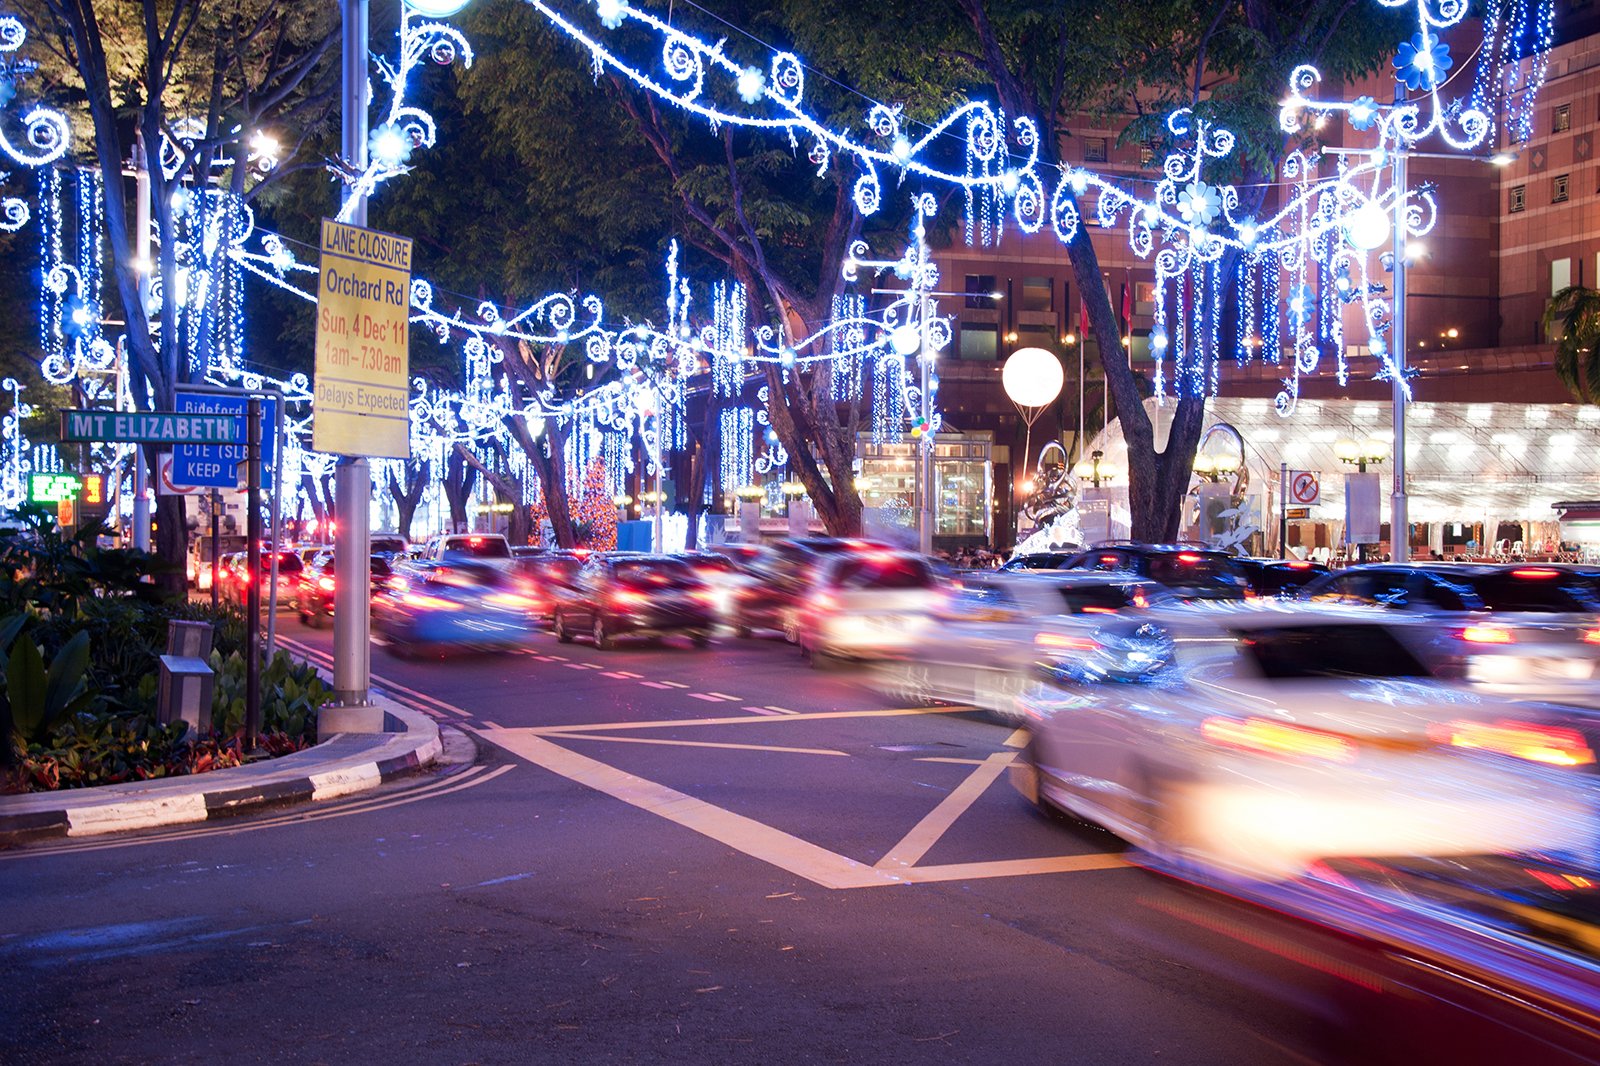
(1544, 286, 1600, 403)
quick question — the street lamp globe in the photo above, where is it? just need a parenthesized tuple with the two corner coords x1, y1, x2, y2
(1344, 201, 1391, 251)
(404, 0, 474, 16)
(1001, 347, 1065, 409)
(890, 323, 922, 357)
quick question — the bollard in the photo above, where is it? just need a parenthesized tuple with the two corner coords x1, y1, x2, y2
(158, 620, 215, 734)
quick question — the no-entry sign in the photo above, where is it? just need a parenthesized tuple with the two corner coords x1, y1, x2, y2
(1289, 470, 1321, 506)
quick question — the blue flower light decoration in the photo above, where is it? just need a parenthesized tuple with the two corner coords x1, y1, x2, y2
(1394, 33, 1452, 92)
(369, 123, 414, 167)
(1286, 284, 1317, 328)
(1177, 181, 1220, 225)
(1348, 95, 1378, 131)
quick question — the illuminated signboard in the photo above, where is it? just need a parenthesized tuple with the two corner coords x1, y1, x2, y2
(79, 473, 109, 517)
(29, 473, 80, 504)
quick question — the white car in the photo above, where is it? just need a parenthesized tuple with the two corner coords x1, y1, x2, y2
(872, 570, 1165, 718)
(796, 550, 949, 666)
(1012, 604, 1597, 881)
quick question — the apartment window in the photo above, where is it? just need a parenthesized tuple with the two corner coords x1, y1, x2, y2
(1554, 173, 1571, 203)
(1555, 103, 1572, 133)
(1084, 137, 1108, 163)
(958, 326, 998, 361)
(964, 274, 997, 309)
(1510, 184, 1526, 212)
(1139, 145, 1155, 168)
(1021, 276, 1052, 313)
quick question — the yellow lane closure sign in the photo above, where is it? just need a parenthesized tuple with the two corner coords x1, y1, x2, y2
(313, 219, 413, 458)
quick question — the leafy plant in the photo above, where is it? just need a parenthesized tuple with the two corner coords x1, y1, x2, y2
(5, 629, 96, 746)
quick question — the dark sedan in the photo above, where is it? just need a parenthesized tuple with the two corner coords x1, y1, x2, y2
(553, 555, 717, 649)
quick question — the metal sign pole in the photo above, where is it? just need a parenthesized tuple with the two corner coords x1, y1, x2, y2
(210, 490, 220, 611)
(244, 398, 262, 752)
(328, 0, 376, 720)
(265, 395, 284, 665)
(1279, 462, 1289, 559)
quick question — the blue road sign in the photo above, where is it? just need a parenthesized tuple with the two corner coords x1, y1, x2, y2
(172, 389, 277, 489)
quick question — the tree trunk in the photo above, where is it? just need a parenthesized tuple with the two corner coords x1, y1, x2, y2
(442, 449, 476, 533)
(453, 444, 530, 546)
(385, 459, 430, 543)
(151, 494, 187, 599)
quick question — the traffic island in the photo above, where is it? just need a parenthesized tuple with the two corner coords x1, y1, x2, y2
(0, 692, 440, 844)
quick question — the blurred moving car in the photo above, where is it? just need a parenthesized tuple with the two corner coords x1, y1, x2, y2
(999, 551, 1076, 572)
(1301, 564, 1600, 699)
(1234, 557, 1329, 599)
(374, 560, 536, 656)
(1013, 605, 1595, 880)
(219, 550, 302, 609)
(370, 532, 409, 556)
(188, 533, 247, 591)
(795, 550, 949, 667)
(1057, 542, 1250, 600)
(553, 555, 717, 649)
(420, 532, 513, 563)
(521, 549, 590, 624)
(296, 553, 397, 628)
(680, 552, 745, 624)
(875, 571, 1164, 715)
(730, 538, 891, 641)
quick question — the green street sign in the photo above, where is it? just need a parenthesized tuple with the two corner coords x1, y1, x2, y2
(59, 409, 242, 445)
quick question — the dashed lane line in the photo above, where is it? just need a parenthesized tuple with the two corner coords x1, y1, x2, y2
(542, 732, 849, 758)
(744, 706, 783, 716)
(660, 681, 690, 689)
(526, 704, 975, 735)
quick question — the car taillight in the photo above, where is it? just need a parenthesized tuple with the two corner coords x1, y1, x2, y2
(237, 571, 251, 585)
(1286, 561, 1312, 570)
(1080, 606, 1118, 615)
(1201, 716, 1357, 764)
(1034, 632, 1099, 652)
(486, 592, 532, 609)
(691, 588, 716, 604)
(1430, 718, 1595, 767)
(812, 592, 839, 611)
(1583, 629, 1600, 646)
(1132, 590, 1149, 609)
(1457, 623, 1515, 645)
(612, 588, 648, 608)
(1177, 552, 1203, 564)
(318, 576, 335, 591)
(1512, 568, 1560, 579)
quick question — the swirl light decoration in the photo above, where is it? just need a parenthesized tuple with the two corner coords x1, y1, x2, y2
(524, 0, 1554, 416)
(336, 7, 474, 222)
(0, 13, 70, 234)
(525, 0, 1037, 242)
(1264, 0, 1555, 413)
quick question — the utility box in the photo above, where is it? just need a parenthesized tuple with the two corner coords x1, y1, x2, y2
(158, 620, 215, 734)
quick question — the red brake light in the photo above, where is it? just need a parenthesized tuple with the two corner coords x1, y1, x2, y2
(1584, 629, 1600, 646)
(1132, 590, 1149, 609)
(1080, 606, 1118, 615)
(1034, 632, 1099, 652)
(1430, 718, 1594, 767)
(1098, 554, 1118, 565)
(1287, 561, 1311, 570)
(1201, 716, 1357, 764)
(612, 588, 648, 608)
(1512, 568, 1560, 579)
(1177, 552, 1203, 564)
(318, 576, 335, 591)
(1458, 623, 1515, 645)
(469, 536, 483, 546)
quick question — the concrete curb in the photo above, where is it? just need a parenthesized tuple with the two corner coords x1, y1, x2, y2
(0, 689, 441, 845)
